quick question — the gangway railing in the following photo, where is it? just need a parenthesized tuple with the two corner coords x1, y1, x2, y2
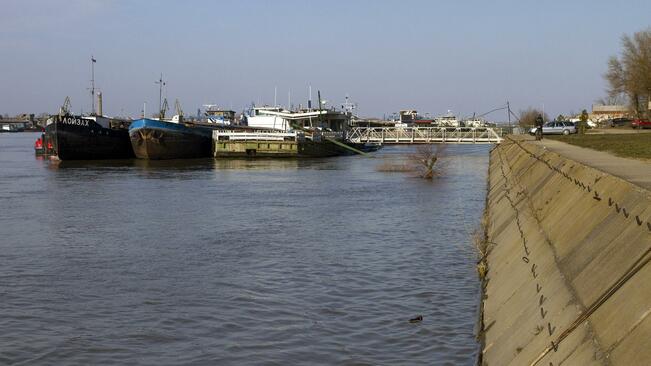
(345, 126, 503, 144)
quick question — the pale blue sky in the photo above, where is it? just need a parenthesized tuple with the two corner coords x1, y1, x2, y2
(1, 0, 650, 120)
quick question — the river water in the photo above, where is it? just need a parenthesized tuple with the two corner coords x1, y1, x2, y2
(1, 132, 488, 365)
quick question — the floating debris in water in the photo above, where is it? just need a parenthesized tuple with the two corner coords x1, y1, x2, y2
(409, 315, 423, 323)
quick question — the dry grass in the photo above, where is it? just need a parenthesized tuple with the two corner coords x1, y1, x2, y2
(473, 207, 491, 280)
(375, 145, 446, 178)
(548, 133, 651, 160)
(375, 161, 414, 172)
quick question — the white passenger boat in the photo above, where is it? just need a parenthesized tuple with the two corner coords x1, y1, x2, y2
(435, 110, 459, 127)
(244, 106, 350, 132)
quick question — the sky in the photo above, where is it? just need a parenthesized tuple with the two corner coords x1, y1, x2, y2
(1, 0, 650, 121)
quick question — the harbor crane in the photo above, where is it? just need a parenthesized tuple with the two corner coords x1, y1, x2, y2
(175, 99, 184, 118)
(59, 96, 72, 116)
(159, 98, 169, 119)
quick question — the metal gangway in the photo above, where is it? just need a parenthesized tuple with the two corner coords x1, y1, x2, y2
(346, 126, 503, 144)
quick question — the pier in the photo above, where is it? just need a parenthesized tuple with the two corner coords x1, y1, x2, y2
(345, 126, 503, 144)
(213, 130, 344, 157)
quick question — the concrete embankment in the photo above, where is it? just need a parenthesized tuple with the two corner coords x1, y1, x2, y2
(480, 137, 651, 365)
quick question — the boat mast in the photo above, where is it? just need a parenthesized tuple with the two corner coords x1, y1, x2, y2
(308, 86, 312, 111)
(317, 90, 323, 128)
(155, 73, 166, 119)
(90, 56, 96, 115)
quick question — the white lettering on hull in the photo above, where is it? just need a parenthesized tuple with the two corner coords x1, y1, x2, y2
(60, 117, 90, 127)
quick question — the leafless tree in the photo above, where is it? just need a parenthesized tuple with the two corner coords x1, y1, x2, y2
(376, 144, 445, 180)
(409, 145, 445, 179)
(595, 95, 627, 106)
(605, 28, 651, 117)
(518, 107, 549, 128)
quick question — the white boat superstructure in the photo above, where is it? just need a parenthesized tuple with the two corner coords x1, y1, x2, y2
(463, 118, 486, 128)
(435, 110, 459, 127)
(244, 107, 350, 132)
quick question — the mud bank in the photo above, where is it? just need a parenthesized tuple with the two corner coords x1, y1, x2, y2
(480, 137, 651, 365)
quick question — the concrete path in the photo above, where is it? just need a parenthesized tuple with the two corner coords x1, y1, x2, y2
(521, 136, 651, 191)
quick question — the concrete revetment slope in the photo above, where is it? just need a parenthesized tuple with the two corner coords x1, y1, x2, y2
(481, 137, 651, 366)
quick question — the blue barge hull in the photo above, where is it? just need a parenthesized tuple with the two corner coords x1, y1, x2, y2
(129, 118, 214, 160)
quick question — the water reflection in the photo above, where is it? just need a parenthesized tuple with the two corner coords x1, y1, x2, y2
(46, 156, 349, 172)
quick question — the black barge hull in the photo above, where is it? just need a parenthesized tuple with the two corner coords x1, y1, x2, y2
(46, 115, 134, 160)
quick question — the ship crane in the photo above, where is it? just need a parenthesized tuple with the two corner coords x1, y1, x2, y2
(159, 98, 169, 119)
(175, 99, 184, 119)
(59, 96, 72, 116)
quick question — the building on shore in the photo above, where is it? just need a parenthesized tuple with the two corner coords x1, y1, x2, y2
(590, 104, 629, 122)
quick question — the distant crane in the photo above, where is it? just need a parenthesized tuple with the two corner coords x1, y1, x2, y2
(174, 99, 184, 120)
(59, 96, 72, 116)
(159, 98, 169, 119)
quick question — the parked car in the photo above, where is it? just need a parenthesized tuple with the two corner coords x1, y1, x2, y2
(610, 117, 633, 127)
(632, 118, 651, 129)
(529, 121, 577, 135)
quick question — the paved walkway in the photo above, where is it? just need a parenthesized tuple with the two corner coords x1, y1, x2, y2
(519, 136, 651, 191)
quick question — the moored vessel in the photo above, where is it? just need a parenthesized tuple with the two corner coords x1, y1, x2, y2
(213, 129, 344, 158)
(129, 116, 215, 159)
(44, 111, 134, 160)
(435, 110, 459, 127)
(43, 93, 133, 160)
(38, 58, 135, 160)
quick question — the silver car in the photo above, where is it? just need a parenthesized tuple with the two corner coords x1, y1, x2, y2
(529, 121, 576, 135)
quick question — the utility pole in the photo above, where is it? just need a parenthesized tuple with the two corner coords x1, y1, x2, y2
(507, 101, 511, 128)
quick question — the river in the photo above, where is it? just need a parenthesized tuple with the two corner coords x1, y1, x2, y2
(1, 132, 488, 365)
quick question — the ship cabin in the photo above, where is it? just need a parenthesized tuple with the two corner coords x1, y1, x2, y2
(246, 107, 350, 132)
(205, 106, 236, 126)
(398, 110, 434, 126)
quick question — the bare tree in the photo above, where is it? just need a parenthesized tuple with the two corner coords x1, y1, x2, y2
(409, 145, 445, 179)
(595, 94, 627, 106)
(605, 28, 651, 117)
(376, 144, 445, 180)
(518, 107, 549, 128)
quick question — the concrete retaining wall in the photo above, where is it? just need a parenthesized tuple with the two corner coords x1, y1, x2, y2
(481, 137, 651, 365)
